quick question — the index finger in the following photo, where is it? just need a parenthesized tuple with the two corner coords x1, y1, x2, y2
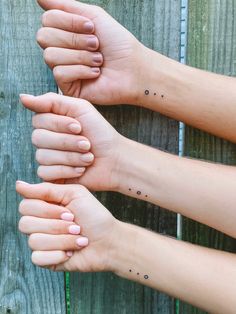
(42, 10, 94, 34)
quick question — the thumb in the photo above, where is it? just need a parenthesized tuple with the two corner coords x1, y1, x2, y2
(37, 0, 96, 18)
(20, 93, 92, 118)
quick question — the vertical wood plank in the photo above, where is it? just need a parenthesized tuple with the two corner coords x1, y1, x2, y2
(70, 0, 181, 313)
(180, 1, 236, 313)
(0, 1, 66, 313)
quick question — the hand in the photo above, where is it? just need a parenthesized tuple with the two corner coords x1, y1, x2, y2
(16, 181, 120, 272)
(20, 93, 124, 191)
(37, 0, 146, 105)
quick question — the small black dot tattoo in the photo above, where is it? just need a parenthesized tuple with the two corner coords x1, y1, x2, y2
(129, 188, 132, 191)
(161, 95, 164, 98)
(137, 273, 140, 276)
(129, 269, 132, 272)
(154, 93, 157, 96)
(145, 90, 150, 95)
(137, 191, 141, 195)
(145, 195, 148, 198)
(144, 275, 149, 280)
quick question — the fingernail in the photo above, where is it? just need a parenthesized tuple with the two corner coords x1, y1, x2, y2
(78, 140, 91, 150)
(84, 21, 94, 33)
(69, 123, 81, 134)
(92, 67, 100, 74)
(80, 153, 94, 163)
(93, 54, 103, 64)
(76, 237, 89, 247)
(16, 180, 29, 185)
(69, 225, 81, 235)
(66, 251, 74, 257)
(19, 93, 34, 98)
(87, 37, 98, 49)
(61, 212, 74, 222)
(75, 167, 86, 174)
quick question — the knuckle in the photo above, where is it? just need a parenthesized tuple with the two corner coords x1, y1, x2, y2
(31, 129, 39, 146)
(71, 33, 80, 48)
(66, 152, 77, 165)
(43, 47, 54, 65)
(53, 66, 63, 80)
(36, 28, 45, 45)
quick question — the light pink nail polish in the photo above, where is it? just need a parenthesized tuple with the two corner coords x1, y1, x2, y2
(76, 237, 89, 247)
(66, 251, 74, 257)
(78, 140, 91, 150)
(69, 225, 81, 235)
(61, 212, 74, 222)
(80, 153, 94, 163)
(69, 123, 81, 134)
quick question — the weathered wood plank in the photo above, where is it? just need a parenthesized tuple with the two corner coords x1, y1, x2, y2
(0, 1, 66, 313)
(70, 0, 181, 313)
(180, 1, 236, 313)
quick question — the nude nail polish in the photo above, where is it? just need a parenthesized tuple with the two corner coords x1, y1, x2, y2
(66, 251, 74, 257)
(78, 140, 91, 150)
(80, 153, 94, 163)
(93, 54, 103, 64)
(69, 123, 81, 134)
(61, 212, 74, 222)
(87, 38, 98, 49)
(76, 237, 89, 247)
(69, 225, 81, 235)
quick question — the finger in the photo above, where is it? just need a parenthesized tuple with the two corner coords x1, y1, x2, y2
(37, 0, 95, 17)
(37, 27, 99, 51)
(19, 199, 75, 221)
(16, 181, 87, 205)
(44, 47, 103, 69)
(37, 165, 88, 181)
(36, 149, 94, 167)
(19, 216, 81, 235)
(42, 10, 94, 34)
(28, 233, 89, 251)
(33, 113, 82, 134)
(53, 65, 100, 82)
(20, 93, 97, 118)
(32, 250, 70, 267)
(32, 129, 91, 152)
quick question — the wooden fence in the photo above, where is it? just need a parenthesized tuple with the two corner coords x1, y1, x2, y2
(0, 0, 235, 313)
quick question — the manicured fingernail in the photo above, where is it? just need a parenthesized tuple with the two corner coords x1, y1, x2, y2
(87, 37, 98, 49)
(69, 225, 81, 235)
(61, 212, 74, 222)
(80, 153, 94, 163)
(78, 140, 91, 150)
(84, 21, 94, 33)
(92, 67, 100, 74)
(66, 251, 74, 257)
(69, 123, 81, 134)
(76, 237, 89, 247)
(16, 180, 29, 185)
(75, 167, 86, 174)
(93, 54, 103, 64)
(19, 93, 34, 98)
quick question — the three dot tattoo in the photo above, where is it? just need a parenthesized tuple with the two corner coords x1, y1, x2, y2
(145, 89, 164, 98)
(128, 188, 148, 198)
(129, 269, 149, 280)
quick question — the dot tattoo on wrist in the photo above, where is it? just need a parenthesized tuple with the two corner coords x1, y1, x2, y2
(128, 270, 149, 280)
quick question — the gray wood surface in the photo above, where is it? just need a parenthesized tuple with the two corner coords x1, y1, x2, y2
(0, 1, 66, 313)
(180, 1, 236, 313)
(70, 1, 181, 313)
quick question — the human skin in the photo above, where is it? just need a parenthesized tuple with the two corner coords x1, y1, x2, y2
(16, 181, 236, 314)
(37, 0, 236, 143)
(20, 93, 236, 239)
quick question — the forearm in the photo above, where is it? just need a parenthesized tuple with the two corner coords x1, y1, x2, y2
(136, 47, 236, 143)
(115, 137, 236, 238)
(110, 222, 236, 314)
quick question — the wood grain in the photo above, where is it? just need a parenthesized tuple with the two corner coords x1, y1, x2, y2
(180, 1, 236, 313)
(70, 0, 181, 313)
(0, 1, 66, 313)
